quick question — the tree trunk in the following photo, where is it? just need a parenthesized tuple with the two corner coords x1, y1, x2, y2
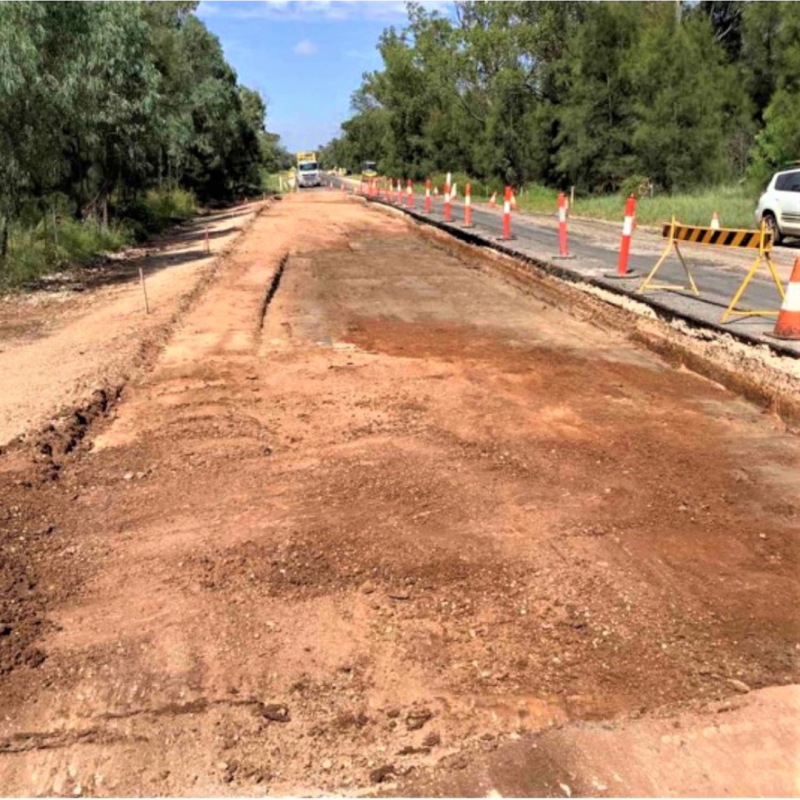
(1, 217, 8, 260)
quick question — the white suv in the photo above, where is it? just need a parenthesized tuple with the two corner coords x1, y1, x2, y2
(755, 166, 800, 244)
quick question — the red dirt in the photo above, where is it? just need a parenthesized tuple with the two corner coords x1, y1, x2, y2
(0, 192, 797, 796)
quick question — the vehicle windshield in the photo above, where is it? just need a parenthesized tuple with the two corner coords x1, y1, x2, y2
(299, 162, 318, 172)
(363, 162, 377, 171)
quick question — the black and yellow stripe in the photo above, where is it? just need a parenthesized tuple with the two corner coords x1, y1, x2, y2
(661, 224, 771, 250)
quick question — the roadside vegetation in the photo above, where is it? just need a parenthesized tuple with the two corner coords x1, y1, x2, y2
(0, 1, 292, 289)
(514, 184, 757, 229)
(322, 2, 799, 224)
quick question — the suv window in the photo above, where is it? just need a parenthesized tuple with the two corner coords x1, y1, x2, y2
(775, 170, 800, 191)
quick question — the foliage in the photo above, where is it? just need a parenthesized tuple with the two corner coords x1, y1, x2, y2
(514, 183, 757, 229)
(326, 1, 798, 197)
(0, 1, 288, 285)
(0, 187, 200, 287)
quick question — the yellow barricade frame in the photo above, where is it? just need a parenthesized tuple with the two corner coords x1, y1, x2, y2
(637, 216, 700, 296)
(637, 218, 786, 324)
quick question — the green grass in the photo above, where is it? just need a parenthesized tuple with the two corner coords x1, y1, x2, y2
(515, 184, 759, 229)
(263, 171, 293, 194)
(0, 187, 199, 289)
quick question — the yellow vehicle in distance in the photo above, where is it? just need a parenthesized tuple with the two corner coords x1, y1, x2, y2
(361, 161, 378, 179)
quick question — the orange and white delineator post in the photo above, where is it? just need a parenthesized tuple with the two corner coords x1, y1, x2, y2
(488, 191, 497, 208)
(444, 172, 452, 222)
(772, 257, 800, 340)
(557, 192, 569, 256)
(615, 194, 637, 277)
(501, 186, 512, 240)
(463, 183, 473, 228)
(424, 179, 432, 213)
(406, 179, 413, 209)
(396, 180, 402, 204)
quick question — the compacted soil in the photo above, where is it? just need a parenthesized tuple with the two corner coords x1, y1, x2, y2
(0, 192, 798, 796)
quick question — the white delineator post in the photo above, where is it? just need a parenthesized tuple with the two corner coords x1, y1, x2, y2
(444, 172, 452, 222)
(463, 183, 473, 228)
(424, 179, 432, 214)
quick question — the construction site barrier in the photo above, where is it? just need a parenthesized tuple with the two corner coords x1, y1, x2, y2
(638, 217, 785, 324)
(772, 257, 800, 340)
(463, 183, 473, 228)
(613, 195, 637, 278)
(500, 186, 512, 240)
(554, 192, 573, 259)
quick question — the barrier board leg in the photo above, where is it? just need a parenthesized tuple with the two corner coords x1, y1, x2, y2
(637, 243, 672, 294)
(674, 244, 700, 296)
(638, 218, 699, 295)
(721, 253, 785, 324)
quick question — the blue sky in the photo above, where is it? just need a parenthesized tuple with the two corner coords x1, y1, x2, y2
(196, 1, 453, 152)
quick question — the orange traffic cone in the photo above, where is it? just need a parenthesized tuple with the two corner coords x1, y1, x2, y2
(488, 191, 497, 208)
(711, 211, 720, 230)
(772, 257, 800, 340)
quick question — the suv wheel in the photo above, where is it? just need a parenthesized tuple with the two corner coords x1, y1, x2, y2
(763, 212, 784, 245)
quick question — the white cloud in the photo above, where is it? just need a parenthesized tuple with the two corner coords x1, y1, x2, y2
(293, 38, 318, 56)
(198, 1, 452, 23)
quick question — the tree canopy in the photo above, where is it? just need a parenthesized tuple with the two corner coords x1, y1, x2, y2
(0, 0, 287, 259)
(322, 1, 799, 193)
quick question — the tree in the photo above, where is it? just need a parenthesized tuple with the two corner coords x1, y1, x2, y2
(554, 3, 641, 192)
(747, 2, 800, 181)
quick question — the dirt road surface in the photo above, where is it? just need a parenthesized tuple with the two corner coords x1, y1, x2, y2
(1, 192, 798, 796)
(0, 202, 264, 448)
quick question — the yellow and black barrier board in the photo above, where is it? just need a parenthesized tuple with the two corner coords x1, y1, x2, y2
(641, 217, 784, 322)
(660, 223, 772, 251)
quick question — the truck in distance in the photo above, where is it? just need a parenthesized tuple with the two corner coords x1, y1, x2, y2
(296, 150, 322, 188)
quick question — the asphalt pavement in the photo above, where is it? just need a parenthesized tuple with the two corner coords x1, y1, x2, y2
(322, 174, 800, 357)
